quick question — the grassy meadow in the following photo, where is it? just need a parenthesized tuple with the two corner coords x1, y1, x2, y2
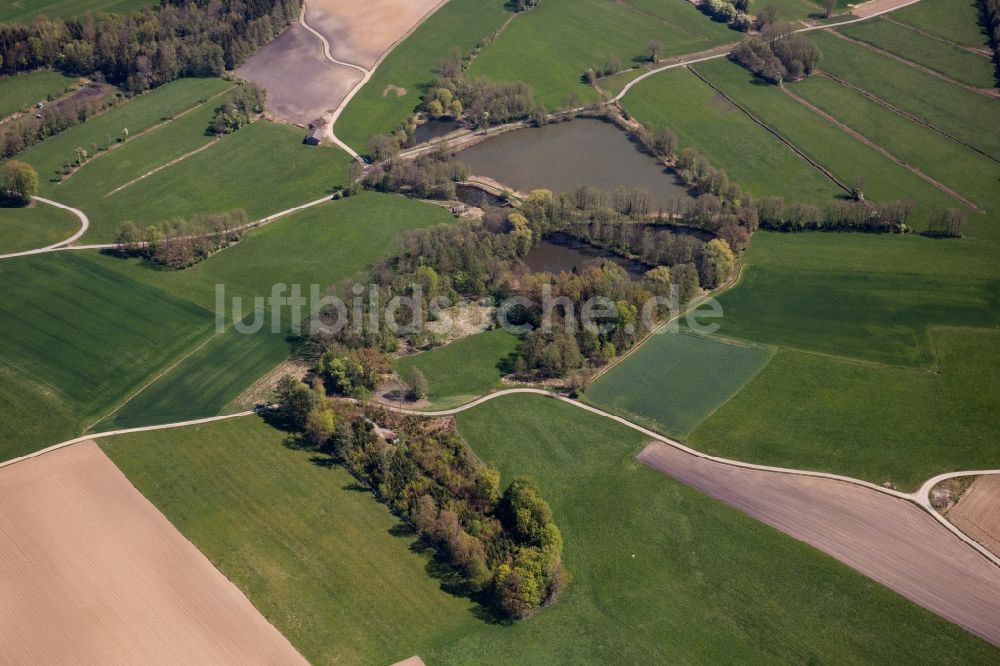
(0, 0, 154, 22)
(691, 58, 967, 226)
(807, 31, 1000, 161)
(890, 0, 992, 49)
(621, 67, 839, 205)
(690, 327, 1000, 490)
(0, 69, 77, 118)
(335, 0, 512, 154)
(16, 77, 231, 193)
(95, 194, 454, 427)
(468, 0, 732, 109)
(101, 399, 1000, 663)
(397, 329, 520, 408)
(584, 330, 774, 437)
(837, 19, 997, 89)
(0, 202, 79, 254)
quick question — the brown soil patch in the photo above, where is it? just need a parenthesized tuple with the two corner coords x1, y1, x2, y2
(639, 442, 1000, 646)
(236, 23, 363, 126)
(850, 0, 920, 18)
(947, 475, 1000, 558)
(0, 442, 307, 664)
(383, 84, 407, 97)
(708, 92, 737, 113)
(305, 0, 446, 69)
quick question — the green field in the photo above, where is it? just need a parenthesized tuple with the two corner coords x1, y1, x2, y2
(397, 329, 520, 408)
(891, 0, 992, 49)
(29, 115, 350, 241)
(335, 0, 512, 154)
(0, 202, 79, 254)
(691, 58, 966, 226)
(0, 70, 77, 118)
(101, 399, 1000, 663)
(16, 77, 231, 191)
(0, 251, 213, 458)
(0, 0, 153, 22)
(807, 31, 1000, 161)
(691, 327, 1000, 489)
(622, 67, 838, 205)
(838, 18, 997, 89)
(791, 75, 1000, 215)
(712, 232, 1000, 366)
(584, 330, 774, 436)
(93, 194, 456, 427)
(468, 0, 732, 109)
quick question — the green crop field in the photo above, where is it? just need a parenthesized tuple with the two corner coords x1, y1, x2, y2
(0, 0, 154, 22)
(891, 0, 992, 49)
(17, 77, 231, 191)
(101, 399, 1000, 663)
(0, 70, 77, 118)
(691, 58, 966, 226)
(53, 120, 350, 241)
(584, 330, 774, 437)
(622, 67, 838, 205)
(97, 195, 454, 427)
(712, 232, 1000, 366)
(335, 0, 512, 154)
(791, 75, 1000, 215)
(397, 329, 520, 408)
(691, 327, 1000, 489)
(807, 31, 1000, 161)
(0, 202, 79, 254)
(0, 251, 213, 458)
(468, 0, 732, 109)
(54, 91, 228, 201)
(838, 19, 997, 89)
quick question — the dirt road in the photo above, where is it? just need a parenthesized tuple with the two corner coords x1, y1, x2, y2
(638, 442, 1000, 647)
(0, 441, 307, 664)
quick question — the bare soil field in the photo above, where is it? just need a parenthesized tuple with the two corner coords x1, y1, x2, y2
(236, 23, 362, 126)
(851, 0, 919, 18)
(305, 0, 445, 69)
(0, 442, 308, 665)
(638, 442, 1000, 647)
(948, 475, 1000, 558)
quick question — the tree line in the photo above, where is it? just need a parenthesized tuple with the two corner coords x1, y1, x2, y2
(984, 0, 1000, 85)
(113, 209, 249, 268)
(1, 84, 120, 159)
(273, 378, 567, 619)
(0, 0, 299, 91)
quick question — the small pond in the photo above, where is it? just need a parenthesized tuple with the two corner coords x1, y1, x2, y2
(457, 118, 693, 209)
(414, 119, 460, 144)
(524, 233, 650, 280)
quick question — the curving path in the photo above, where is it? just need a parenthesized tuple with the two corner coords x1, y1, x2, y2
(612, 0, 925, 103)
(1, 387, 999, 643)
(0, 197, 90, 260)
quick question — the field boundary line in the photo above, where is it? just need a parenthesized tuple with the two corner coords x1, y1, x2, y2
(779, 82, 985, 212)
(105, 136, 222, 197)
(825, 28, 999, 98)
(817, 71, 1000, 164)
(687, 66, 852, 193)
(612, 0, 705, 39)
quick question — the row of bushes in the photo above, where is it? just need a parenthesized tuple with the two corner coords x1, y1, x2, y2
(700, 0, 752, 32)
(1, 86, 119, 160)
(112, 209, 249, 268)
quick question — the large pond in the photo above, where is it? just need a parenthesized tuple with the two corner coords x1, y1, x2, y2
(524, 233, 650, 280)
(457, 118, 692, 209)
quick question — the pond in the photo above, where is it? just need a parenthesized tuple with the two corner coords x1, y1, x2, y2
(457, 118, 693, 209)
(524, 233, 650, 280)
(414, 118, 460, 144)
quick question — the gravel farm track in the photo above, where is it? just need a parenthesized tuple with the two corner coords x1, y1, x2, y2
(4, 388, 999, 649)
(3, 0, 1000, 656)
